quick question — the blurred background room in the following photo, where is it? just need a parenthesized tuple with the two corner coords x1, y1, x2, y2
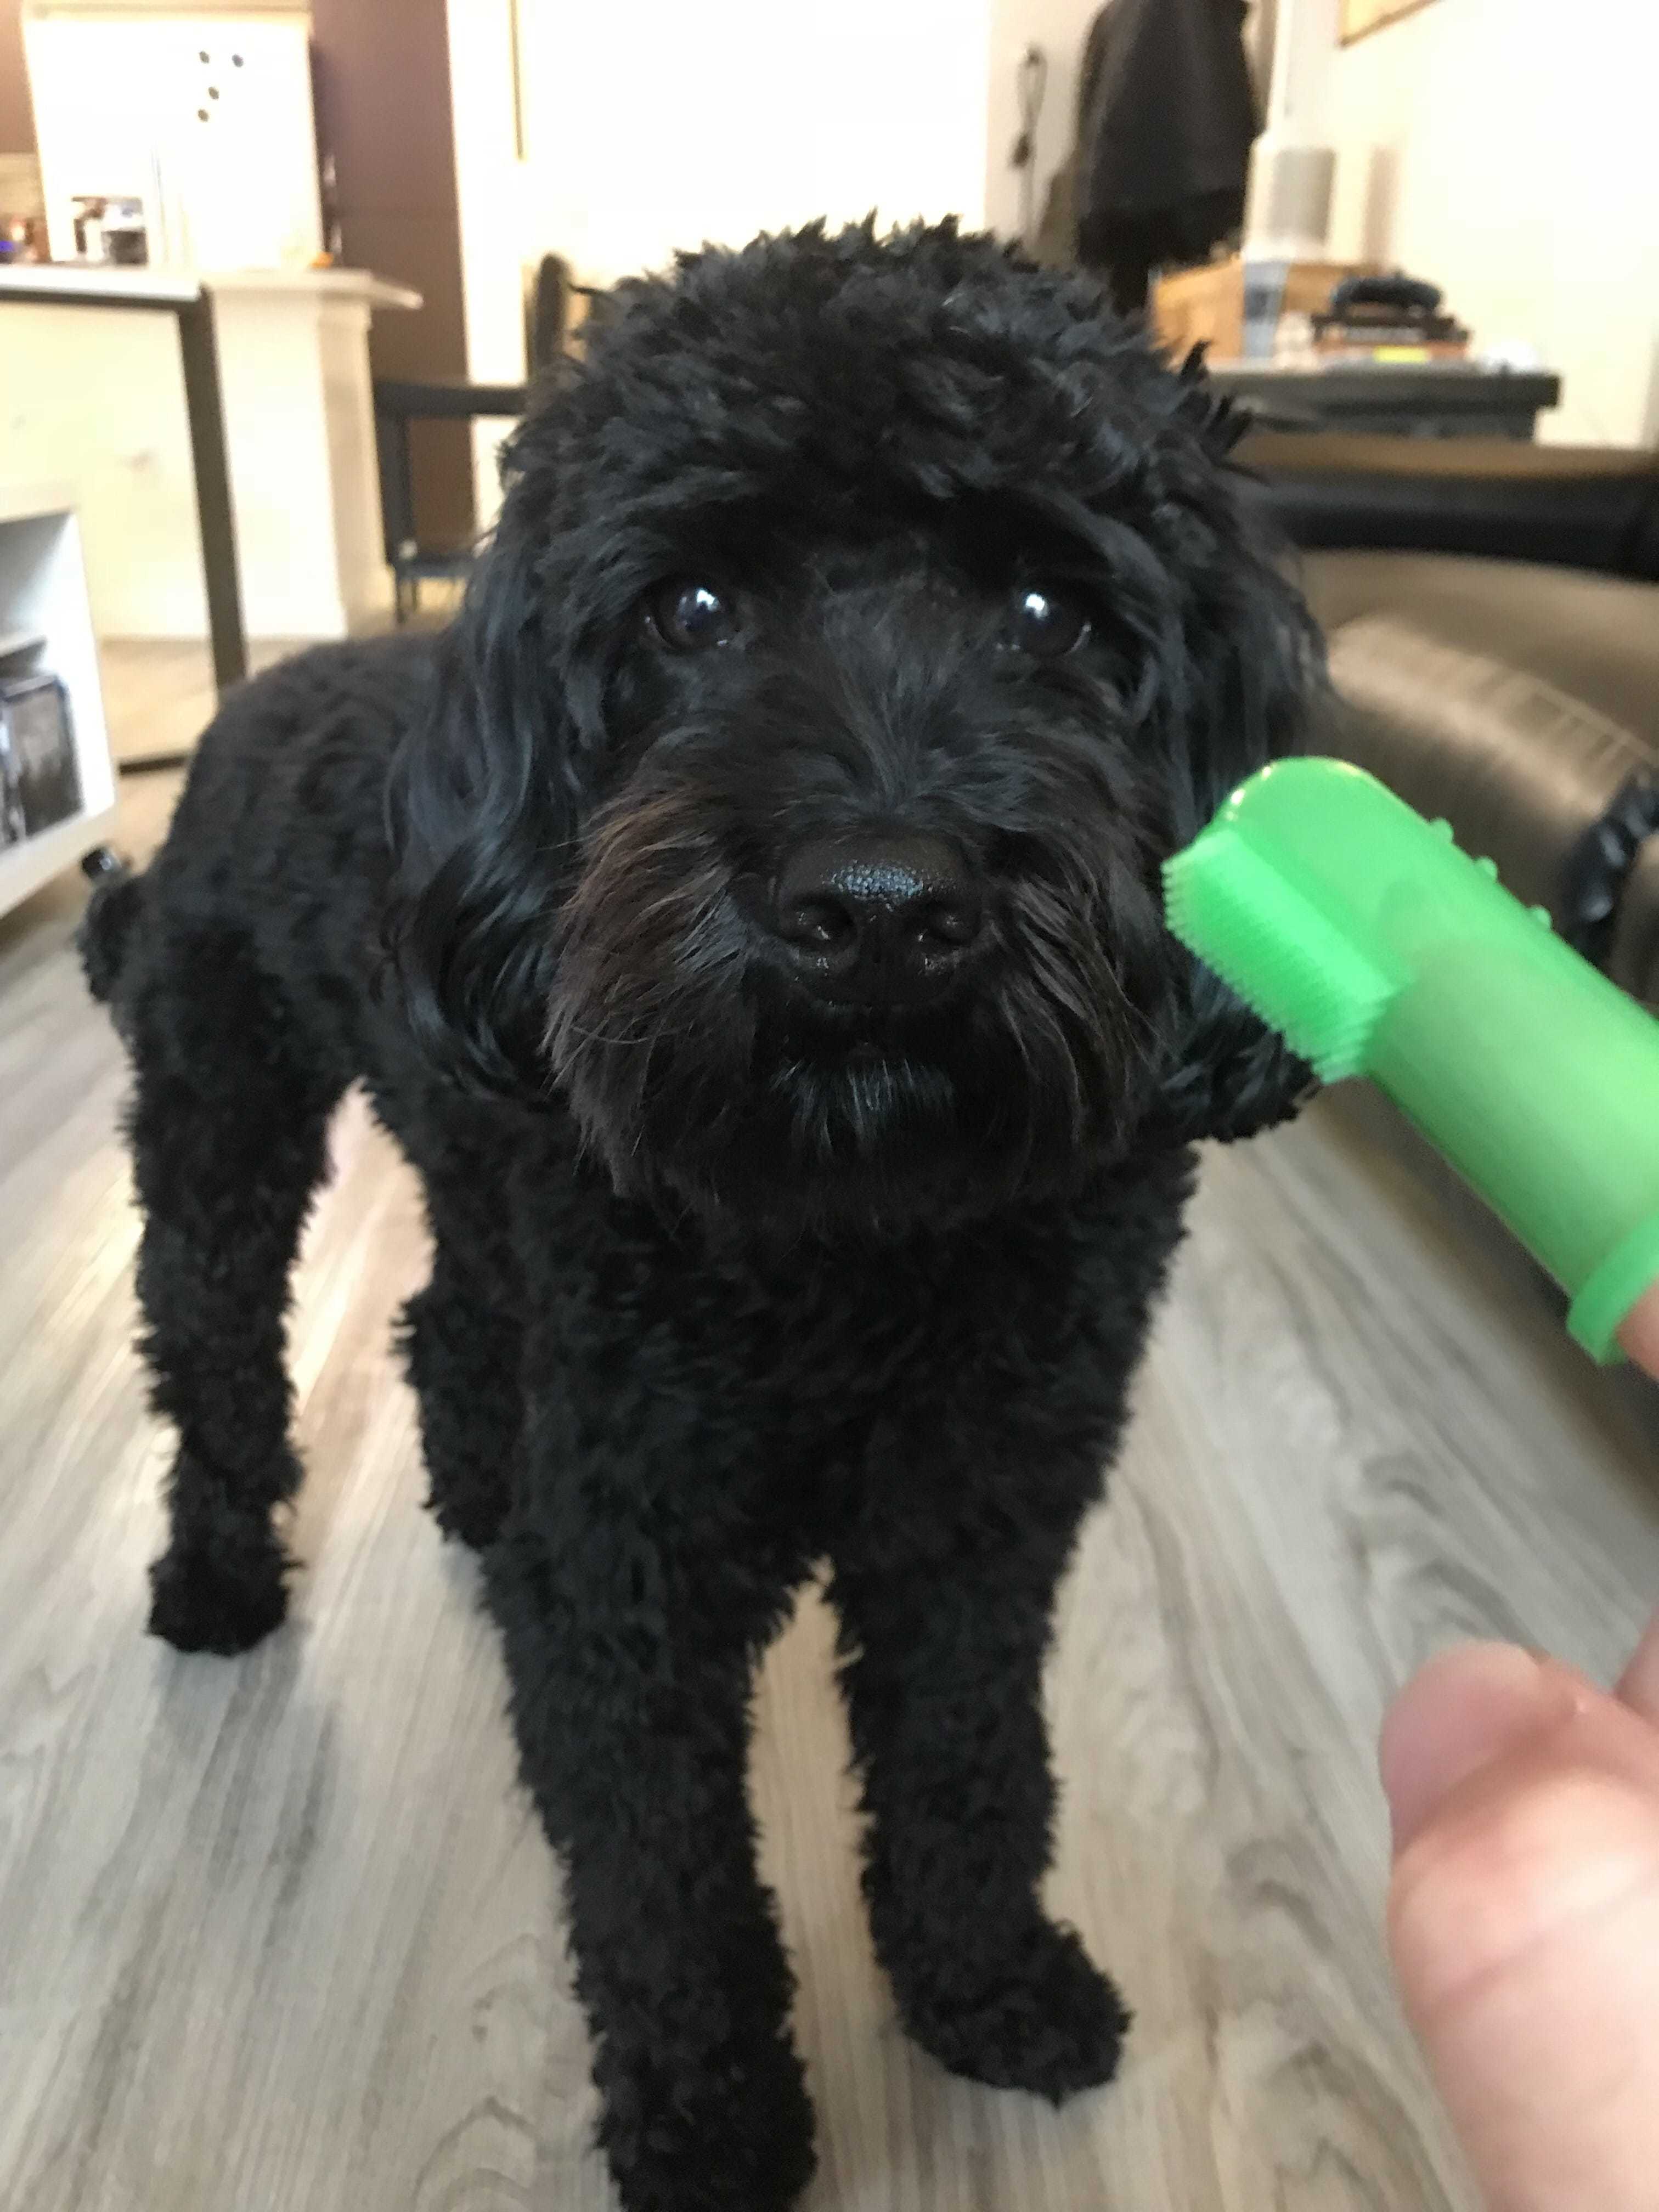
(2, 0, 1656, 804)
(3, 6, 1659, 2210)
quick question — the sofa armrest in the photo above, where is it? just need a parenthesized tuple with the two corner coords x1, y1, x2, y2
(1237, 432, 1659, 580)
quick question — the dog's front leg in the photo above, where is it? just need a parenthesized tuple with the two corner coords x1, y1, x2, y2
(484, 1472, 815, 2212)
(829, 1497, 1128, 2103)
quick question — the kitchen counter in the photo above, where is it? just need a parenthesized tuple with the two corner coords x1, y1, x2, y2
(0, 263, 421, 311)
(0, 264, 422, 669)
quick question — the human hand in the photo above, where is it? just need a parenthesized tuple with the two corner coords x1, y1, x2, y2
(1376, 1284, 1659, 2210)
(1615, 1276, 1659, 1378)
(1381, 1620, 1659, 2211)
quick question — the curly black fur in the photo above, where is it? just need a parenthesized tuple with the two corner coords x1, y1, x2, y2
(87, 221, 1318, 2212)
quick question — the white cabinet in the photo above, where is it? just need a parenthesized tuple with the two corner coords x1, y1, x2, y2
(0, 485, 117, 922)
(24, 8, 323, 274)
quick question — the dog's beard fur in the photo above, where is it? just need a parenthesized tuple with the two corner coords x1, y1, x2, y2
(543, 610, 1177, 1238)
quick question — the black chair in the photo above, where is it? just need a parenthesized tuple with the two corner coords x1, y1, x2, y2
(373, 262, 616, 623)
(373, 377, 528, 623)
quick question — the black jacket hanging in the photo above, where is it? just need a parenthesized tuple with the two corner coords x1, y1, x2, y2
(1074, 0, 1259, 315)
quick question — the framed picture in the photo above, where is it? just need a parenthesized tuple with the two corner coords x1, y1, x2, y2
(1340, 0, 1438, 42)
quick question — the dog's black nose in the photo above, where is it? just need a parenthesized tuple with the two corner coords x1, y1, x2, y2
(772, 834, 983, 1002)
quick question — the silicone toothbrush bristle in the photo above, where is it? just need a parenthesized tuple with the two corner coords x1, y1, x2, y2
(1164, 836, 1399, 1082)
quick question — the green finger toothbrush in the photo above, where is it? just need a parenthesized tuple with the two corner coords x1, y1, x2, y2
(1163, 755, 1659, 1363)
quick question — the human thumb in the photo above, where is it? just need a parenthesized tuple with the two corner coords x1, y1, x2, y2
(1381, 1639, 1659, 2212)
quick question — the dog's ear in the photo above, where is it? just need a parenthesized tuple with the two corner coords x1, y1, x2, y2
(383, 431, 580, 1098)
(1144, 482, 1325, 1147)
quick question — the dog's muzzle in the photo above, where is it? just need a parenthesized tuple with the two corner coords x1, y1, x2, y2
(770, 832, 984, 1008)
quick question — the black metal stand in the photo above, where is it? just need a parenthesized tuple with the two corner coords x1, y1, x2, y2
(174, 292, 247, 693)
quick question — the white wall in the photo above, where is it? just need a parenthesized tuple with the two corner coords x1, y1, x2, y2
(511, 0, 993, 287)
(1324, 0, 1659, 446)
(445, 0, 529, 531)
(983, 0, 1096, 244)
(444, 0, 1001, 531)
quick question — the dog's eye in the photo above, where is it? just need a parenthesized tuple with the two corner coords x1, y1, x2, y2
(1009, 586, 1090, 660)
(647, 579, 737, 652)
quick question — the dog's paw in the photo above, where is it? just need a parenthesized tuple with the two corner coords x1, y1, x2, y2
(148, 1532, 290, 1655)
(598, 2033, 816, 2212)
(894, 1918, 1129, 2102)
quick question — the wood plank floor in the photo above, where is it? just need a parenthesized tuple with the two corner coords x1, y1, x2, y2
(100, 590, 463, 767)
(2, 764, 1656, 2212)
(97, 642, 304, 769)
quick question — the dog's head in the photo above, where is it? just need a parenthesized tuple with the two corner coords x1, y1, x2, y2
(389, 221, 1319, 1233)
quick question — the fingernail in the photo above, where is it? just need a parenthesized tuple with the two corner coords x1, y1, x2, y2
(1380, 1643, 1575, 1855)
(1616, 1608, 1659, 1727)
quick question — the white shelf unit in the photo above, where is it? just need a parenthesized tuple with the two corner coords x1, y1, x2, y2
(0, 483, 117, 922)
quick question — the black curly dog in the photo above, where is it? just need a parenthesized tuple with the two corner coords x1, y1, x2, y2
(84, 222, 1316, 2211)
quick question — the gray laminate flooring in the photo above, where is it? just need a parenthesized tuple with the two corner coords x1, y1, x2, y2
(98, 641, 304, 768)
(2, 757, 1656, 2212)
